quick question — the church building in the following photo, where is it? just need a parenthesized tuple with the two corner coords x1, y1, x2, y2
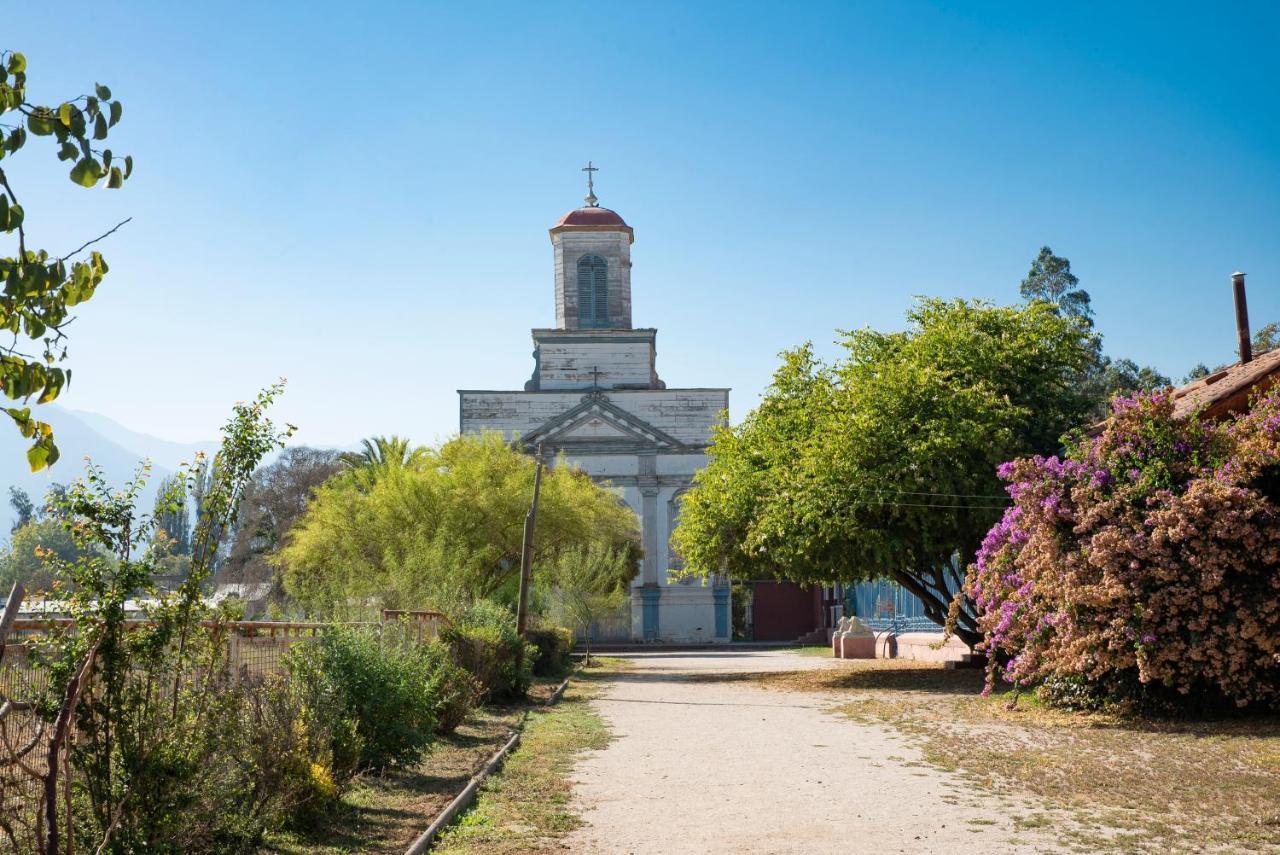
(458, 168, 731, 643)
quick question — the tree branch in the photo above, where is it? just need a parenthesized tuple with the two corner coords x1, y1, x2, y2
(0, 168, 26, 258)
(58, 217, 131, 263)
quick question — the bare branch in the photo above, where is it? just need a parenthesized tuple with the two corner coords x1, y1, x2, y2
(58, 216, 131, 263)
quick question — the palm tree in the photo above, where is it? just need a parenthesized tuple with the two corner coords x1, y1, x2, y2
(338, 435, 425, 470)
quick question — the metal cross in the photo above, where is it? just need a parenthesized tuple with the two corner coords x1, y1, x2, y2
(582, 161, 599, 206)
(591, 365, 601, 389)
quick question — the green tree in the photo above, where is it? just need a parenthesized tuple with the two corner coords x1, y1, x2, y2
(9, 485, 34, 533)
(338, 435, 425, 471)
(281, 433, 640, 617)
(672, 298, 1098, 646)
(1020, 246, 1092, 321)
(0, 50, 132, 470)
(1253, 321, 1280, 356)
(1086, 356, 1172, 404)
(0, 516, 84, 592)
(549, 544, 631, 665)
(150, 473, 192, 555)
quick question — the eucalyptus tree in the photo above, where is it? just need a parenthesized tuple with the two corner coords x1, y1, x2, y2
(0, 50, 132, 470)
(673, 298, 1098, 646)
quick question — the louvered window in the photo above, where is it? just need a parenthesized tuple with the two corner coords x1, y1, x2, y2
(576, 255, 609, 328)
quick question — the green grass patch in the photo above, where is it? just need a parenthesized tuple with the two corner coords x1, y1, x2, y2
(433, 662, 618, 854)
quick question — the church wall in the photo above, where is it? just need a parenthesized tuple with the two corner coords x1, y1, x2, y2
(537, 339, 654, 389)
(459, 389, 728, 446)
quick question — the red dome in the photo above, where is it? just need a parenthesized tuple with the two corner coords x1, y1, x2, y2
(555, 206, 628, 227)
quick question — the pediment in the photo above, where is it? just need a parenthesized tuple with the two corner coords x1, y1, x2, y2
(519, 392, 688, 451)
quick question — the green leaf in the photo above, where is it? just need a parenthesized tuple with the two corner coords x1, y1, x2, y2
(27, 112, 54, 135)
(27, 437, 57, 472)
(95, 83, 111, 100)
(7, 53, 26, 74)
(109, 100, 122, 127)
(57, 141, 78, 162)
(93, 113, 108, 140)
(58, 102, 74, 127)
(107, 166, 123, 189)
(123, 155, 133, 179)
(69, 157, 102, 187)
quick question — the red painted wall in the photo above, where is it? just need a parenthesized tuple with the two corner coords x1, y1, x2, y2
(751, 581, 818, 641)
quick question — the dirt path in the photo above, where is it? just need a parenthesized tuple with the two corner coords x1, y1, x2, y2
(563, 650, 1060, 854)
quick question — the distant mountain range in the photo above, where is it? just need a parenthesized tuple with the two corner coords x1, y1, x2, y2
(0, 406, 219, 536)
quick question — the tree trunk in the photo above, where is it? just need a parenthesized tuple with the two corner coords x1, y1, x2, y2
(889, 568, 982, 648)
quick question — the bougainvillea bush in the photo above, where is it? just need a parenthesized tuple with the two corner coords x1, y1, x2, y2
(969, 389, 1280, 711)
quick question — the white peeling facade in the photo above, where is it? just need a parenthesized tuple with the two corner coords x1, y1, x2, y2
(458, 191, 730, 643)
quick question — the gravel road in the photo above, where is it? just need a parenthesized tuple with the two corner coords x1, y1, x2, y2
(562, 649, 1059, 854)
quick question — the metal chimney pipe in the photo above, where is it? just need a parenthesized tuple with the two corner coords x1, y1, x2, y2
(1233, 271, 1252, 364)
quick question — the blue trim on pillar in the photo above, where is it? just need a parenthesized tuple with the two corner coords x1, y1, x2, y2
(640, 585, 661, 641)
(713, 586, 730, 639)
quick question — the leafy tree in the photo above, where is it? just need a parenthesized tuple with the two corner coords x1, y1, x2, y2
(0, 50, 132, 470)
(1020, 246, 1092, 322)
(1086, 356, 1172, 406)
(150, 473, 192, 555)
(549, 544, 631, 665)
(280, 433, 640, 617)
(338, 435, 425, 471)
(0, 517, 85, 592)
(1253, 321, 1280, 356)
(221, 446, 341, 591)
(672, 298, 1098, 646)
(9, 485, 34, 533)
(1183, 362, 1211, 383)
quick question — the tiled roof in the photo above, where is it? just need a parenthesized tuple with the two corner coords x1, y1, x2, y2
(1171, 346, 1280, 419)
(555, 206, 628, 227)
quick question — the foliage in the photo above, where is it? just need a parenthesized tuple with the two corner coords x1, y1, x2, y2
(151, 472, 192, 555)
(285, 625, 442, 771)
(1254, 321, 1280, 356)
(970, 389, 1280, 711)
(1085, 356, 1171, 406)
(421, 639, 482, 734)
(440, 601, 535, 702)
(1019, 246, 1092, 322)
(337, 435, 425, 471)
(280, 433, 640, 617)
(673, 298, 1099, 645)
(525, 625, 575, 677)
(22, 384, 293, 853)
(0, 50, 132, 470)
(221, 446, 340, 604)
(0, 515, 91, 591)
(548, 543, 630, 665)
(9, 485, 34, 532)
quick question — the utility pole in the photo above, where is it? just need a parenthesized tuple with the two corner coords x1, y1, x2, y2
(516, 446, 544, 637)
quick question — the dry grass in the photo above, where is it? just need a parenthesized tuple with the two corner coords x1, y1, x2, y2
(719, 659, 1280, 854)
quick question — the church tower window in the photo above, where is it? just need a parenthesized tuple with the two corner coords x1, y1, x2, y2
(577, 254, 609, 328)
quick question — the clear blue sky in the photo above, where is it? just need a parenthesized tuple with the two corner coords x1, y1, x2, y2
(8, 2, 1279, 447)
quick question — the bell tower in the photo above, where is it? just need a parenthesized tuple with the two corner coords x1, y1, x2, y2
(549, 162, 634, 330)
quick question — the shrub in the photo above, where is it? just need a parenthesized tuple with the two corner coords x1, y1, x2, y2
(421, 639, 481, 734)
(441, 601, 534, 702)
(287, 626, 439, 770)
(969, 389, 1280, 711)
(526, 625, 575, 677)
